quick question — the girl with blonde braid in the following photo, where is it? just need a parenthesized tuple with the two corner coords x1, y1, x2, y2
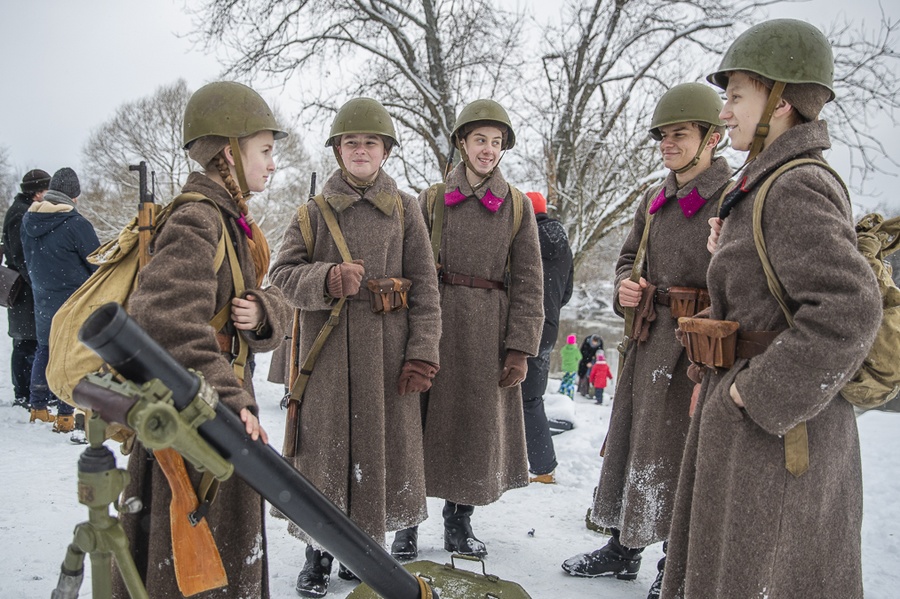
(112, 81, 292, 599)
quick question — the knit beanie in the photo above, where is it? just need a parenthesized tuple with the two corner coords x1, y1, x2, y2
(567, 334, 576, 344)
(49, 167, 81, 200)
(20, 169, 51, 195)
(526, 191, 547, 215)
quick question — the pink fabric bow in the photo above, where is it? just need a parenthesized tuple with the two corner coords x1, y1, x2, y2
(648, 187, 707, 219)
(236, 214, 253, 238)
(444, 187, 505, 213)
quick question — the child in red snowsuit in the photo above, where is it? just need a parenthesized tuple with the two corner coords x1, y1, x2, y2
(589, 352, 613, 405)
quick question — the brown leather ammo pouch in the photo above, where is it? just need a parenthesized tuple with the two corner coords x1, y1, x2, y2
(677, 316, 739, 369)
(366, 277, 412, 313)
(667, 287, 711, 319)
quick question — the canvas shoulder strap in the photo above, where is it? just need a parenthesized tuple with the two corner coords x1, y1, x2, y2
(750, 157, 842, 479)
(171, 192, 248, 381)
(296, 203, 316, 258)
(619, 190, 657, 366)
(428, 183, 446, 265)
(287, 195, 354, 404)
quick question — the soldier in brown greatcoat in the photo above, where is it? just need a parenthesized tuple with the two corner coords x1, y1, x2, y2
(562, 83, 732, 599)
(397, 99, 543, 560)
(661, 20, 881, 598)
(112, 82, 292, 598)
(269, 98, 442, 597)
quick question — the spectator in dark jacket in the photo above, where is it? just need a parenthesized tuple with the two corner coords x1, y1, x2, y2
(2, 169, 49, 409)
(577, 334, 604, 396)
(21, 167, 99, 432)
(521, 191, 574, 484)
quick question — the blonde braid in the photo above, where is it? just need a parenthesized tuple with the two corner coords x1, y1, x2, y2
(214, 154, 271, 287)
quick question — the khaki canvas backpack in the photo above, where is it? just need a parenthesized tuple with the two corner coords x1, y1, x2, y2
(753, 158, 900, 410)
(46, 193, 242, 410)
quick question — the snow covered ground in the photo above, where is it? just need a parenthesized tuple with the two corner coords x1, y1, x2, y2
(0, 310, 898, 598)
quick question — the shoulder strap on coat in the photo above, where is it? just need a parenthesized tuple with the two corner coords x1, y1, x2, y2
(427, 183, 446, 265)
(296, 203, 316, 258)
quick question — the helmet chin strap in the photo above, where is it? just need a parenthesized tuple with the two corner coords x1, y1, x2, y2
(228, 137, 252, 200)
(459, 140, 505, 193)
(332, 146, 388, 190)
(746, 80, 787, 164)
(673, 125, 718, 175)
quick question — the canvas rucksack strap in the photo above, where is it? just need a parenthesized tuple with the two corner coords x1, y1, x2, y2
(286, 196, 354, 407)
(750, 157, 843, 478)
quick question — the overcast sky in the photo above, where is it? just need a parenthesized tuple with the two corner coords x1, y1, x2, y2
(1, 0, 897, 210)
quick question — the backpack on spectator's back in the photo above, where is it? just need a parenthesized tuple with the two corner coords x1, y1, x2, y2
(753, 158, 900, 410)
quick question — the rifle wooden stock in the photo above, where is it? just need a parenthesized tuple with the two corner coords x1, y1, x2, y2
(132, 164, 225, 595)
(282, 310, 301, 458)
(154, 448, 228, 596)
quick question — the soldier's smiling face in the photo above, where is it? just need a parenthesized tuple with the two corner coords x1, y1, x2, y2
(720, 71, 769, 152)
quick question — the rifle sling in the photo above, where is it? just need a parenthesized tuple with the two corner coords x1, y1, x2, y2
(618, 196, 655, 380)
(286, 196, 354, 407)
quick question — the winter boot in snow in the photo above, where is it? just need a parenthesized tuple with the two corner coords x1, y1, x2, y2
(54, 414, 76, 434)
(443, 500, 487, 558)
(337, 564, 359, 582)
(296, 545, 332, 598)
(29, 408, 55, 423)
(391, 526, 419, 561)
(529, 470, 556, 484)
(561, 529, 643, 579)
(13, 397, 29, 409)
(647, 542, 667, 599)
(70, 412, 88, 445)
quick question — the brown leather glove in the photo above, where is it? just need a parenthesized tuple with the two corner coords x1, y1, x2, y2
(631, 283, 657, 344)
(327, 259, 365, 298)
(397, 360, 439, 395)
(499, 350, 528, 388)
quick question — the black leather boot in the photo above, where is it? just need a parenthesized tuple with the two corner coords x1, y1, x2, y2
(647, 541, 667, 599)
(296, 545, 333, 598)
(337, 563, 359, 582)
(391, 526, 419, 561)
(561, 528, 643, 579)
(443, 500, 487, 558)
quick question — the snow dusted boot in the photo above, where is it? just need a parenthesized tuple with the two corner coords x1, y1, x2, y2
(296, 545, 332, 598)
(561, 529, 643, 579)
(29, 408, 55, 423)
(13, 397, 29, 409)
(647, 542, 667, 599)
(391, 526, 419, 561)
(443, 500, 487, 558)
(337, 563, 359, 582)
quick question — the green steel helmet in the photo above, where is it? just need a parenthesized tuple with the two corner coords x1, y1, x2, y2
(707, 19, 835, 102)
(182, 81, 288, 149)
(325, 97, 398, 148)
(451, 99, 516, 149)
(649, 83, 725, 141)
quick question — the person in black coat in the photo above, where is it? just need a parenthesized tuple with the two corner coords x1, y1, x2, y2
(521, 191, 574, 483)
(1, 169, 49, 409)
(577, 333, 604, 396)
(21, 168, 99, 431)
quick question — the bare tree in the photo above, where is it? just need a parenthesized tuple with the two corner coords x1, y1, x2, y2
(187, 0, 524, 189)
(524, 0, 899, 268)
(79, 79, 313, 248)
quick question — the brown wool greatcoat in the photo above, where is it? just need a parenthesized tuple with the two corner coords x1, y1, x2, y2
(112, 172, 292, 599)
(419, 163, 544, 506)
(268, 169, 442, 546)
(592, 157, 733, 549)
(661, 121, 881, 598)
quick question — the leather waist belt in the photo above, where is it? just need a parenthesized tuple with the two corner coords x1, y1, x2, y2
(439, 270, 505, 290)
(655, 286, 710, 319)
